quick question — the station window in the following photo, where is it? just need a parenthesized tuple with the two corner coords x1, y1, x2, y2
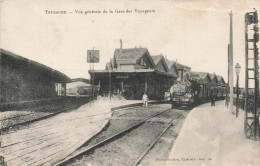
(140, 58, 147, 67)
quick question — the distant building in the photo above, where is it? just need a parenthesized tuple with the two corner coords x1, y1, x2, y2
(66, 81, 92, 96)
(71, 78, 90, 84)
(0, 49, 70, 104)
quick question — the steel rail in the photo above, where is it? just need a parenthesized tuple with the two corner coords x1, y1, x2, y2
(132, 114, 182, 166)
(53, 108, 172, 166)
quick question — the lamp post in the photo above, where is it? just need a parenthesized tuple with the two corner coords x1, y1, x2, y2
(235, 63, 241, 117)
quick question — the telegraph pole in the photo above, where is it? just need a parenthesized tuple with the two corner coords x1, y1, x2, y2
(229, 11, 234, 114)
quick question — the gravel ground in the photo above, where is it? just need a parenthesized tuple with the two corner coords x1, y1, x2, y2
(66, 122, 167, 166)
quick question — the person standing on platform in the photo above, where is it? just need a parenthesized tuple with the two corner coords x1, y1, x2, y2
(210, 89, 215, 106)
(142, 93, 148, 108)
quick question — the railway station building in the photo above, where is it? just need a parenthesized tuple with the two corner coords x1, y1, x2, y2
(0, 49, 71, 108)
(89, 45, 180, 100)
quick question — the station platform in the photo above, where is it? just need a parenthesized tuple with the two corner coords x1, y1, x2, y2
(166, 101, 260, 166)
(0, 99, 142, 166)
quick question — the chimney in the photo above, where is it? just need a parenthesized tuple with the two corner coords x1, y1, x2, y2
(178, 69, 184, 81)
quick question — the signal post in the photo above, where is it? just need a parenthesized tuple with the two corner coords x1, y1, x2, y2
(244, 10, 259, 140)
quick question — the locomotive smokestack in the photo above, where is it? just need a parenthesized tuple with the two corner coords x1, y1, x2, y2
(178, 69, 184, 81)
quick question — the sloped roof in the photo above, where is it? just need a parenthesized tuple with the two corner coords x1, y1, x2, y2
(209, 73, 219, 84)
(114, 48, 146, 60)
(216, 75, 223, 81)
(175, 62, 191, 70)
(216, 75, 226, 84)
(165, 58, 174, 69)
(163, 58, 178, 77)
(114, 48, 155, 67)
(151, 55, 169, 72)
(190, 72, 209, 80)
(164, 58, 191, 71)
(0, 49, 71, 82)
(190, 72, 201, 80)
(209, 73, 217, 79)
(151, 55, 162, 65)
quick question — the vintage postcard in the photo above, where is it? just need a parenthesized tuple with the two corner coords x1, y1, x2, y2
(0, 0, 260, 166)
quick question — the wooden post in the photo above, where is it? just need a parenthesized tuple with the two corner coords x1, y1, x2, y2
(145, 74, 148, 94)
(121, 80, 124, 99)
(121, 80, 124, 92)
(244, 13, 249, 135)
(109, 71, 111, 101)
(64, 83, 66, 96)
(92, 62, 95, 100)
(236, 75, 239, 117)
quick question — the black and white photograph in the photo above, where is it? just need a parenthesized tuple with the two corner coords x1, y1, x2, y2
(0, 0, 260, 165)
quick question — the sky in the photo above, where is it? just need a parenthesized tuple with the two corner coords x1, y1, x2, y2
(1, 0, 260, 87)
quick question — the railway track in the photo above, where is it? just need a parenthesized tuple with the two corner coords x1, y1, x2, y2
(1, 103, 185, 166)
(54, 106, 183, 166)
(132, 115, 181, 166)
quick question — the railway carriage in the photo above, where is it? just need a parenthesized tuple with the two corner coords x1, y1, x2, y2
(169, 71, 226, 108)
